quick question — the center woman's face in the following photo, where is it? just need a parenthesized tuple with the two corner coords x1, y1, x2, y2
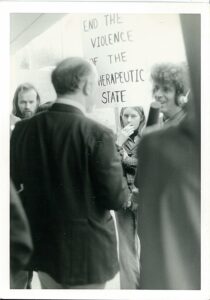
(122, 107, 141, 131)
(153, 82, 177, 118)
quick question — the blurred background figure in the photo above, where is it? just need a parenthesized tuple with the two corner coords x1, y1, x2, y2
(115, 106, 145, 289)
(10, 83, 41, 131)
(136, 14, 200, 289)
(10, 181, 33, 289)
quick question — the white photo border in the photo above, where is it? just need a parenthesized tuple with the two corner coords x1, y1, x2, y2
(0, 2, 209, 299)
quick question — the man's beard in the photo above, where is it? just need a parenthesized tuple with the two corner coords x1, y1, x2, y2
(21, 110, 34, 118)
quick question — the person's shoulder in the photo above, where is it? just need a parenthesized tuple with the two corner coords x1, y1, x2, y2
(12, 113, 44, 134)
(10, 118, 30, 141)
(139, 125, 190, 169)
(140, 125, 179, 154)
(17, 114, 38, 126)
(10, 114, 21, 132)
(81, 117, 115, 146)
(10, 114, 21, 124)
(85, 116, 113, 135)
(12, 117, 29, 130)
(143, 123, 163, 136)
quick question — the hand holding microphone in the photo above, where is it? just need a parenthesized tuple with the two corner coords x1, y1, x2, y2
(146, 101, 161, 127)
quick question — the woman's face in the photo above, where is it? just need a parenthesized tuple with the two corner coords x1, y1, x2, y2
(122, 107, 141, 131)
(153, 82, 177, 118)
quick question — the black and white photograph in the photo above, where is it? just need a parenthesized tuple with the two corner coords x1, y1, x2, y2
(0, 1, 210, 299)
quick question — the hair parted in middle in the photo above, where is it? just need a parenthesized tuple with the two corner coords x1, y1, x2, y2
(12, 82, 41, 118)
(51, 57, 95, 96)
(120, 106, 146, 135)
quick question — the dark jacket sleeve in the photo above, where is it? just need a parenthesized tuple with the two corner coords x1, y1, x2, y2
(10, 181, 33, 273)
(10, 122, 23, 191)
(136, 128, 200, 289)
(89, 129, 129, 211)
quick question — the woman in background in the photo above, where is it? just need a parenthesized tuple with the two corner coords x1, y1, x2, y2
(115, 106, 145, 289)
(116, 106, 145, 195)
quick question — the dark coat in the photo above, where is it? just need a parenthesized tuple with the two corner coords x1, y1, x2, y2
(10, 181, 33, 288)
(136, 119, 200, 289)
(10, 103, 129, 286)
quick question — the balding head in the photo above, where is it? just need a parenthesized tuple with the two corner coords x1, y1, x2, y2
(51, 57, 97, 97)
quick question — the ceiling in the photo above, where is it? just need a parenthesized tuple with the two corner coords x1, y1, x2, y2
(10, 13, 67, 54)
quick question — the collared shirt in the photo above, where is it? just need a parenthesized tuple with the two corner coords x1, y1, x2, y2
(143, 108, 186, 136)
(164, 109, 186, 127)
(56, 97, 86, 115)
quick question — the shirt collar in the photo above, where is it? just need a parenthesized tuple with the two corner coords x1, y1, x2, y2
(56, 97, 86, 115)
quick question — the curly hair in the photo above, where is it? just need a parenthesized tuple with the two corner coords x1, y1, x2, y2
(151, 62, 190, 97)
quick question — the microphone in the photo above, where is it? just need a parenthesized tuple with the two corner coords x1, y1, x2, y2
(146, 101, 161, 126)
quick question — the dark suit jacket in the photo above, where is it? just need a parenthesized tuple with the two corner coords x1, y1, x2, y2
(136, 119, 200, 289)
(10, 103, 129, 286)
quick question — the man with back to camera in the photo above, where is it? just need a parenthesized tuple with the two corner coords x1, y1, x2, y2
(10, 57, 129, 289)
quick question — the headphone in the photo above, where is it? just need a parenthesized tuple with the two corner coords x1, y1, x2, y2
(177, 90, 190, 107)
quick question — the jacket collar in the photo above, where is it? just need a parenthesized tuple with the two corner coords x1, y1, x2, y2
(49, 102, 85, 116)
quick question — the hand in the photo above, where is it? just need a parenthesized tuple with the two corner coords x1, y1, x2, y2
(123, 149, 128, 159)
(132, 187, 139, 194)
(122, 197, 132, 209)
(129, 187, 139, 211)
(116, 124, 134, 147)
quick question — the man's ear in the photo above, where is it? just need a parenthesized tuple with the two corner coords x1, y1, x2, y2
(83, 79, 92, 96)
